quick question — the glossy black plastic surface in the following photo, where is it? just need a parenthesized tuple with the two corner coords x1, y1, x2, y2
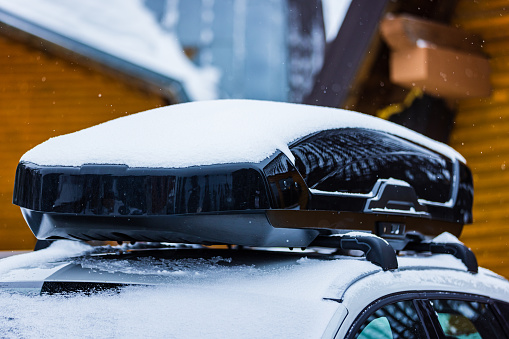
(14, 163, 270, 216)
(290, 128, 473, 224)
(263, 153, 308, 209)
(12, 128, 474, 245)
(291, 128, 454, 202)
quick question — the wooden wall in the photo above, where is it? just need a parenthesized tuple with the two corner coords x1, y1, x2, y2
(450, 0, 509, 277)
(0, 34, 166, 250)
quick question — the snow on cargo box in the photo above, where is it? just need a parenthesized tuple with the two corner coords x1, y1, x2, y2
(13, 100, 473, 249)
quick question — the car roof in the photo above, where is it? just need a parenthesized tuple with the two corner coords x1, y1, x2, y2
(20, 99, 465, 169)
(0, 240, 507, 338)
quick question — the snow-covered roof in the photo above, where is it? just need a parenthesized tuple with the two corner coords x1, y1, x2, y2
(0, 0, 218, 101)
(321, 0, 352, 42)
(0, 241, 344, 337)
(21, 99, 466, 169)
(0, 240, 507, 337)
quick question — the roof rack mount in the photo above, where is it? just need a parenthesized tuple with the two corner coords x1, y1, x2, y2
(310, 233, 479, 274)
(405, 241, 478, 274)
(311, 234, 399, 271)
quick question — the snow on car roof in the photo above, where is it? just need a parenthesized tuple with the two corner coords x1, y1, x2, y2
(338, 255, 509, 304)
(0, 241, 346, 337)
(21, 100, 466, 168)
(0, 240, 507, 337)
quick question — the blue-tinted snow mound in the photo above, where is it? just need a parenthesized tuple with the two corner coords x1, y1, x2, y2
(21, 100, 465, 168)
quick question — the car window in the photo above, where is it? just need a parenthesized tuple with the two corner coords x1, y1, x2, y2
(357, 317, 392, 339)
(354, 300, 427, 339)
(430, 299, 505, 338)
(494, 301, 509, 326)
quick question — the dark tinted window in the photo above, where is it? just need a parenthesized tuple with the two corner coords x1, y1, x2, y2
(347, 293, 509, 339)
(354, 300, 427, 339)
(291, 128, 453, 202)
(495, 300, 509, 321)
(494, 301, 509, 334)
(431, 299, 506, 338)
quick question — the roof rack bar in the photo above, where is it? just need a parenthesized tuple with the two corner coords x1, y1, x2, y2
(311, 234, 398, 271)
(406, 242, 478, 274)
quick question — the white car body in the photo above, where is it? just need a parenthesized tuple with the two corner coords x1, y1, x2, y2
(0, 240, 507, 338)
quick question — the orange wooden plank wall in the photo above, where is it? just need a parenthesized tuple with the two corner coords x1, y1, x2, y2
(0, 34, 165, 250)
(450, 0, 509, 277)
